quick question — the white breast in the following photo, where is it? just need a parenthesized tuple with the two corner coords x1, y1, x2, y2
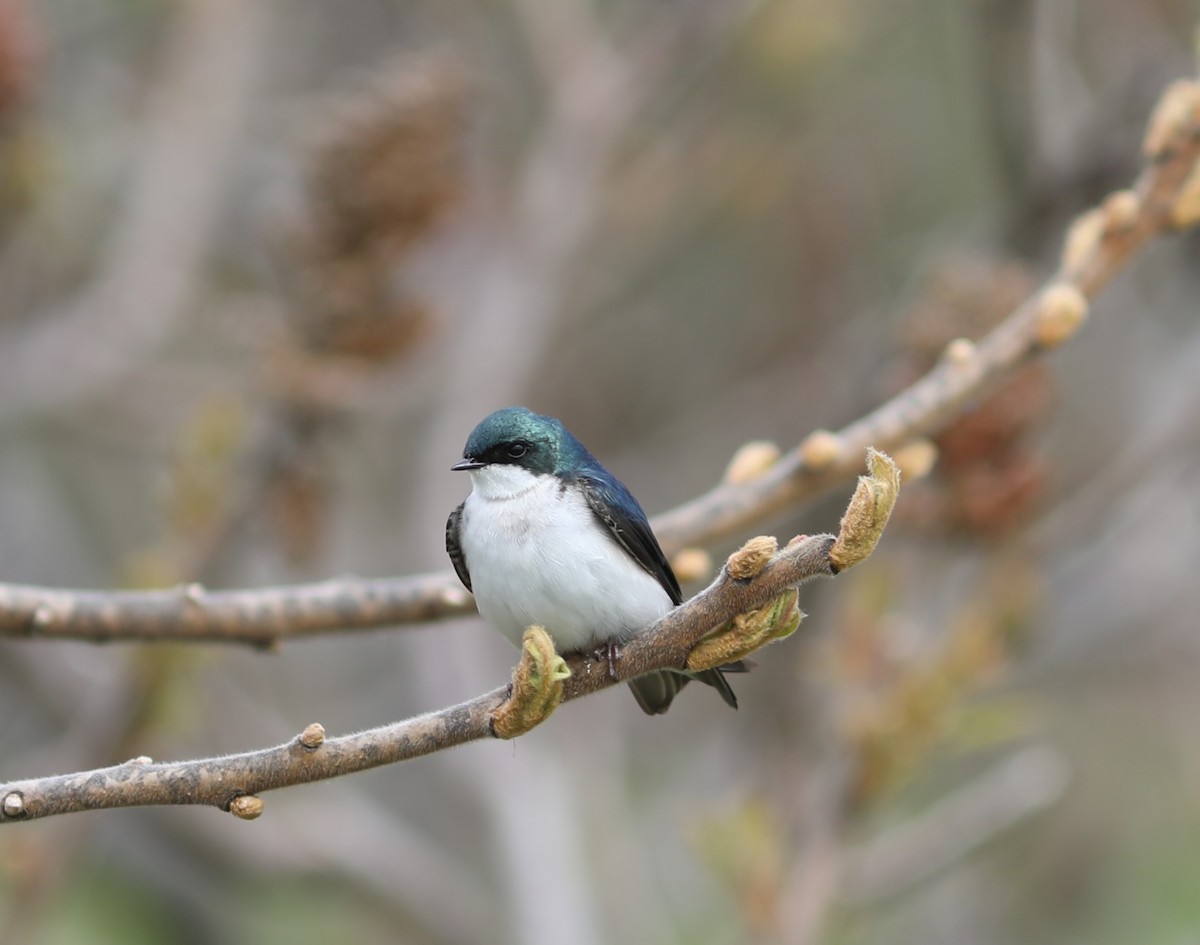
(459, 466, 673, 652)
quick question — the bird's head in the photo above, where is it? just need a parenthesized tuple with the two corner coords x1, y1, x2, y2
(452, 407, 576, 479)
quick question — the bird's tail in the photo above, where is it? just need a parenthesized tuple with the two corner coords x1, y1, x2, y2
(627, 663, 745, 715)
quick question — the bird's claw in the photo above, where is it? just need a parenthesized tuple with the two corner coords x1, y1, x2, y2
(593, 640, 621, 681)
(490, 626, 572, 739)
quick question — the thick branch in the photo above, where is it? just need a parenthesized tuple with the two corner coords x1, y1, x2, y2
(0, 572, 475, 646)
(0, 533, 840, 824)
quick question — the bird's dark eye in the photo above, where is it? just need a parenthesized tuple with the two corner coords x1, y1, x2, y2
(507, 442, 528, 459)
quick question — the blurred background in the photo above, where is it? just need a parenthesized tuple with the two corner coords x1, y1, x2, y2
(1, 0, 1199, 943)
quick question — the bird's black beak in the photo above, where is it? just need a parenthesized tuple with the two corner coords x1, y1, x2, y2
(451, 458, 485, 471)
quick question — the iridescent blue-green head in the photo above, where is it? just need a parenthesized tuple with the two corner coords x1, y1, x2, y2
(451, 406, 589, 478)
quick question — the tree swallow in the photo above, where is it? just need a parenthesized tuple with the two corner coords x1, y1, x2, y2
(446, 406, 740, 715)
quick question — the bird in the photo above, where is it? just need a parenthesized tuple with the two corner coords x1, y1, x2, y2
(446, 406, 740, 715)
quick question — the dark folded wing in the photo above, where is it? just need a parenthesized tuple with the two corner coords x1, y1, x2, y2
(578, 475, 682, 606)
(445, 503, 472, 592)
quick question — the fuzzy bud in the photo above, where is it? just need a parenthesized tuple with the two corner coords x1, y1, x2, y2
(1034, 284, 1089, 349)
(229, 795, 264, 820)
(1061, 207, 1105, 274)
(490, 626, 570, 740)
(671, 547, 714, 583)
(942, 338, 976, 368)
(726, 536, 778, 581)
(1143, 79, 1200, 159)
(2, 792, 24, 818)
(1101, 190, 1140, 231)
(892, 439, 938, 481)
(829, 449, 900, 572)
(723, 440, 781, 484)
(799, 430, 843, 471)
(1170, 161, 1200, 228)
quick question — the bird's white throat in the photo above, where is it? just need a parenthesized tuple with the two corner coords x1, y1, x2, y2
(458, 464, 673, 652)
(467, 463, 544, 501)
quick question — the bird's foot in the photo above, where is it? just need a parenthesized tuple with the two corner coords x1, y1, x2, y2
(592, 640, 622, 681)
(490, 626, 572, 740)
(686, 587, 804, 671)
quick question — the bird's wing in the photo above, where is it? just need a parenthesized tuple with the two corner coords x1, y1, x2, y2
(578, 475, 682, 606)
(445, 503, 472, 592)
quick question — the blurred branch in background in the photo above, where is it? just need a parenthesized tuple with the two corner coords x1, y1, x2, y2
(842, 745, 1070, 904)
(131, 52, 471, 582)
(654, 74, 1200, 551)
(0, 0, 267, 421)
(887, 259, 1051, 537)
(255, 51, 468, 566)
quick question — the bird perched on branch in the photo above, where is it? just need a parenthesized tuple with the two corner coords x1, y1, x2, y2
(447, 406, 740, 714)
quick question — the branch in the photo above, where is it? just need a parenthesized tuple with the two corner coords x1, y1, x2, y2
(0, 572, 475, 647)
(0, 451, 896, 824)
(0, 537, 830, 823)
(0, 0, 269, 422)
(652, 78, 1200, 551)
(0, 77, 1197, 646)
(841, 746, 1070, 904)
